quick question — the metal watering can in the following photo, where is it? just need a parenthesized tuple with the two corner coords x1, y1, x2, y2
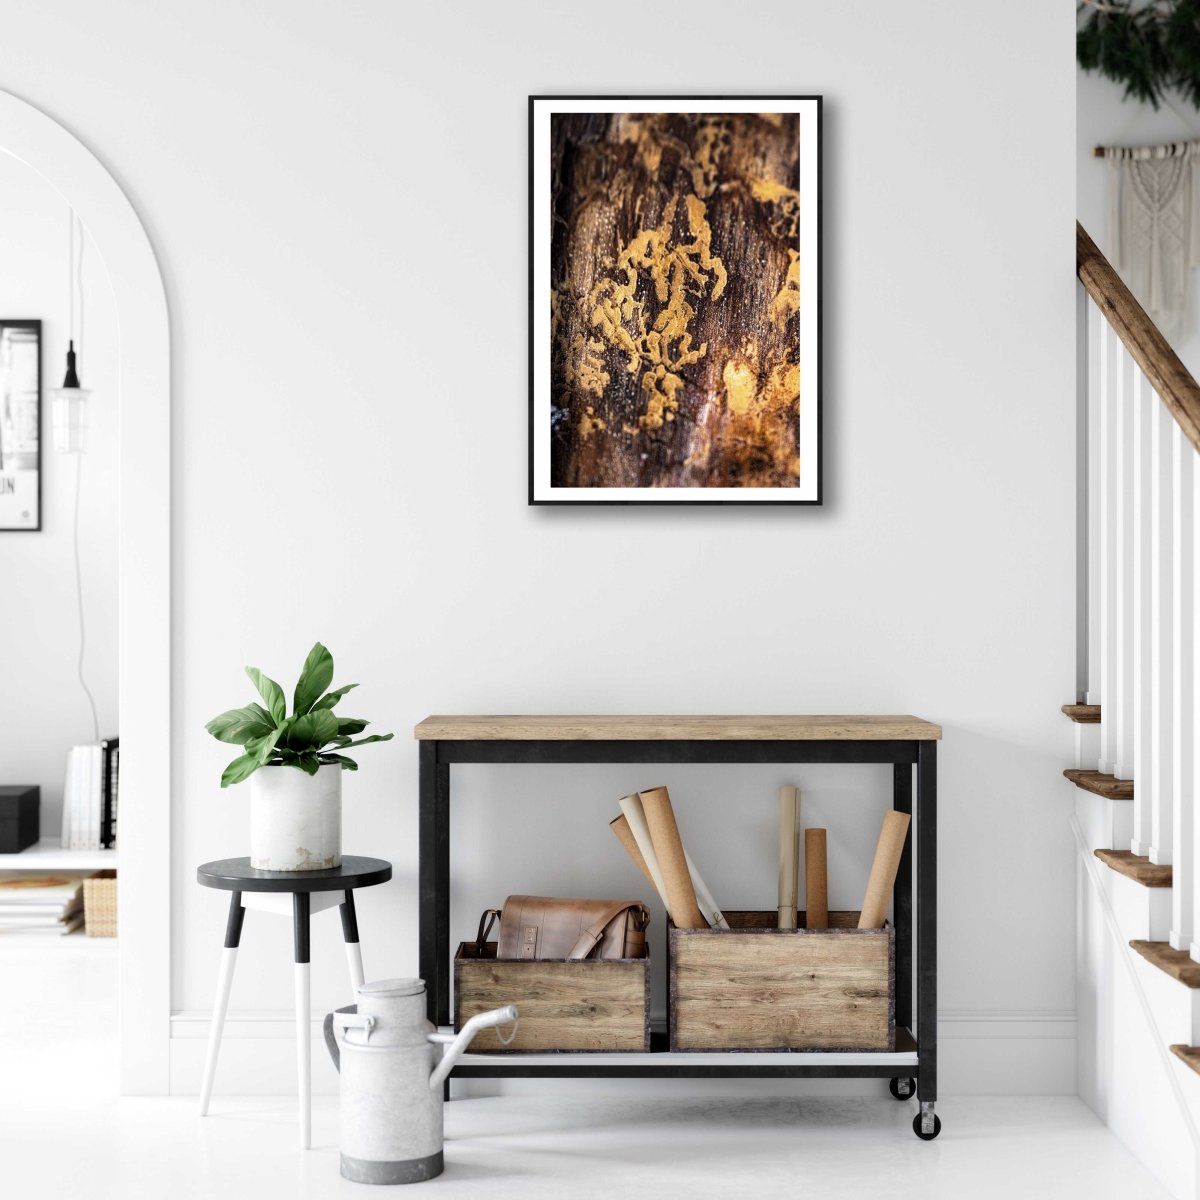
(324, 977, 517, 1185)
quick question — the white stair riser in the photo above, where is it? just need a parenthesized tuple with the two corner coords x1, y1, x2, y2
(1107, 871, 1171, 943)
(1130, 955, 1200, 1046)
(1074, 722, 1101, 771)
(1075, 791, 1133, 856)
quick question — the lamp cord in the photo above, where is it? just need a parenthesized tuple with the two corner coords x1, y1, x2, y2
(72, 453, 100, 745)
(67, 209, 73, 345)
(67, 208, 98, 743)
(76, 213, 84, 371)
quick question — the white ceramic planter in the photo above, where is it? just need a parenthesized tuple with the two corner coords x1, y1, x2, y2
(250, 762, 342, 871)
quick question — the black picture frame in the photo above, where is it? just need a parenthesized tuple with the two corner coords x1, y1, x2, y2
(0, 319, 43, 531)
(529, 96, 822, 507)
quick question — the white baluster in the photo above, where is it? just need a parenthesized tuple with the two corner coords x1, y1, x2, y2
(1170, 427, 1195, 947)
(1131, 370, 1155, 852)
(1149, 400, 1176, 865)
(1087, 299, 1103, 710)
(1114, 347, 1136, 781)
(1099, 322, 1120, 777)
(1076, 284, 1090, 707)
(1188, 443, 1200, 964)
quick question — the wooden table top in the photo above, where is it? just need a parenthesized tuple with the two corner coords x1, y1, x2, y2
(413, 715, 942, 742)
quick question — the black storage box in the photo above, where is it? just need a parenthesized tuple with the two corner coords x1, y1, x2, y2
(0, 786, 39, 853)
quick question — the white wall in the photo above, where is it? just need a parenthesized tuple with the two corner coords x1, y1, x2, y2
(1077, 69, 1200, 375)
(0, 1, 1076, 1093)
(0, 152, 117, 835)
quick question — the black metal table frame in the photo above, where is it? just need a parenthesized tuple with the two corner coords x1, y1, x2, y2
(418, 737, 935, 1113)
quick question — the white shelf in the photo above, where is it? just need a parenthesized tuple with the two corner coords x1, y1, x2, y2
(0, 930, 116, 948)
(439, 1026, 919, 1070)
(0, 837, 117, 871)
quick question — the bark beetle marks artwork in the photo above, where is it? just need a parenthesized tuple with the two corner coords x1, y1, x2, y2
(549, 111, 802, 491)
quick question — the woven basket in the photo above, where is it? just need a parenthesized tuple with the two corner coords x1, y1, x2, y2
(83, 870, 117, 938)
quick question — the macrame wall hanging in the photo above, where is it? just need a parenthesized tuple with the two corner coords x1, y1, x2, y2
(1100, 139, 1200, 341)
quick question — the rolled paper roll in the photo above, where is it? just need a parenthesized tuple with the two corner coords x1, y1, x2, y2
(805, 828, 828, 930)
(683, 848, 730, 930)
(638, 785, 708, 929)
(609, 813, 662, 900)
(858, 810, 912, 929)
(778, 786, 800, 929)
(617, 794, 670, 911)
(618, 795, 727, 928)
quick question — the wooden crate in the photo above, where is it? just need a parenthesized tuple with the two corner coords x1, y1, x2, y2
(454, 941, 650, 1053)
(669, 910, 894, 1052)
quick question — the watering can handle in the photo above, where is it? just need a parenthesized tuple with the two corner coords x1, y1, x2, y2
(323, 1012, 340, 1073)
(324, 1004, 374, 1072)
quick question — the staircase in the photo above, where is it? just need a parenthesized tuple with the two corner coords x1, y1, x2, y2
(1073, 224, 1200, 1199)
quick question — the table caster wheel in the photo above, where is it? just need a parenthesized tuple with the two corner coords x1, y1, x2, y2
(913, 1112, 942, 1140)
(889, 1076, 915, 1101)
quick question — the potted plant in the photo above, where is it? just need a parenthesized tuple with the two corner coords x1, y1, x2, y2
(205, 642, 393, 871)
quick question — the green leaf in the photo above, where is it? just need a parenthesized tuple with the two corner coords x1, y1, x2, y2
(336, 717, 369, 737)
(294, 752, 321, 776)
(319, 753, 359, 771)
(220, 752, 261, 787)
(206, 703, 275, 746)
(336, 733, 394, 751)
(312, 683, 358, 712)
(245, 667, 286, 724)
(281, 708, 340, 753)
(249, 726, 284, 765)
(293, 642, 335, 716)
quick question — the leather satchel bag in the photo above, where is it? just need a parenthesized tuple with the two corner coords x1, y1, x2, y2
(474, 895, 649, 961)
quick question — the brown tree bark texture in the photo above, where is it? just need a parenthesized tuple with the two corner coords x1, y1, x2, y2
(549, 113, 801, 490)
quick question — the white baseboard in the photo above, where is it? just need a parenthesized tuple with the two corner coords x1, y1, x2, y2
(169, 1009, 1076, 1098)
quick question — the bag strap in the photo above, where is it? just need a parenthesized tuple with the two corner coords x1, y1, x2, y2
(567, 901, 649, 960)
(474, 908, 501, 954)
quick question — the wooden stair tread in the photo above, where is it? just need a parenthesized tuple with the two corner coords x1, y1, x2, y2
(1062, 704, 1101, 724)
(1130, 941, 1200, 987)
(1094, 849, 1172, 887)
(1170, 1045, 1200, 1076)
(1063, 769, 1134, 799)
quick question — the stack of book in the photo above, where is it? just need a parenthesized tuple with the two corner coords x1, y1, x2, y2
(0, 872, 88, 935)
(61, 738, 119, 851)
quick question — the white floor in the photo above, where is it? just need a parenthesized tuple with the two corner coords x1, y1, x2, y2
(0, 944, 1175, 1199)
(0, 1091, 1174, 1199)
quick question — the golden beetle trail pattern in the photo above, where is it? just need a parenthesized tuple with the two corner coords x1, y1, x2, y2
(549, 112, 801, 489)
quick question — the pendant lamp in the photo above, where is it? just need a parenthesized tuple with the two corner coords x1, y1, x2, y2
(50, 212, 92, 454)
(51, 339, 91, 454)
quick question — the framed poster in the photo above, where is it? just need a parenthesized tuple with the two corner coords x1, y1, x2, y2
(530, 96, 821, 505)
(0, 320, 41, 530)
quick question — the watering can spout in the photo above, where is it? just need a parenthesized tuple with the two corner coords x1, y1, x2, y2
(428, 1006, 518, 1090)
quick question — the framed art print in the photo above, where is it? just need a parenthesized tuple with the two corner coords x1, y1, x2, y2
(530, 96, 821, 505)
(0, 319, 42, 530)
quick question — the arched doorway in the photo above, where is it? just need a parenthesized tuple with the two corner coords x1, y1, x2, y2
(0, 89, 170, 1094)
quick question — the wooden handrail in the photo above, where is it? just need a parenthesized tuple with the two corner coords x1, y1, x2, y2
(1077, 221, 1200, 454)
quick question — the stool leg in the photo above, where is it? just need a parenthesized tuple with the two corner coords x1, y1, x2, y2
(293, 892, 311, 1150)
(199, 892, 245, 1116)
(340, 890, 365, 994)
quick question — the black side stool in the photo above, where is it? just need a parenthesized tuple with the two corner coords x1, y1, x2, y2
(196, 856, 391, 1148)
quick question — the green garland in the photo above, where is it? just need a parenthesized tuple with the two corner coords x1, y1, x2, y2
(1078, 0, 1200, 109)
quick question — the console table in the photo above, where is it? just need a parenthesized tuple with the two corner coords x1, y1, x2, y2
(414, 715, 941, 1139)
